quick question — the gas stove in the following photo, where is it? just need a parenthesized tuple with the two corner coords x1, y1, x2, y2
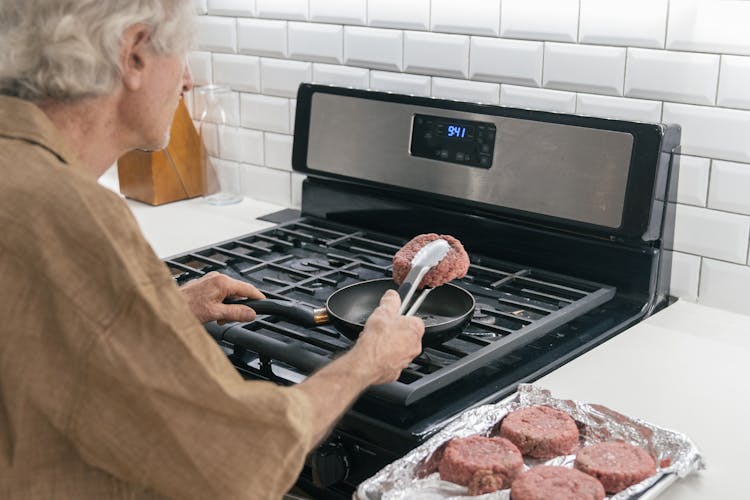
(164, 84, 680, 497)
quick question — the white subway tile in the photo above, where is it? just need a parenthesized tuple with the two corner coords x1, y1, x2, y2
(576, 94, 662, 123)
(501, 0, 579, 43)
(403, 31, 469, 78)
(238, 19, 287, 58)
(669, 251, 701, 301)
(579, 0, 667, 48)
(220, 126, 263, 164)
(188, 51, 212, 86)
(431, 0, 500, 36)
(718, 55, 750, 111)
(625, 49, 719, 106)
(194, 0, 208, 15)
(543, 43, 625, 96)
(290, 99, 297, 131)
(264, 132, 294, 170)
(698, 258, 750, 314)
(260, 58, 312, 98)
(469, 37, 543, 87)
(194, 90, 241, 126)
(212, 54, 260, 92)
(369, 71, 431, 96)
(667, 0, 750, 56)
(672, 204, 750, 264)
(239, 164, 292, 205)
(312, 64, 369, 89)
(291, 172, 306, 208)
(500, 85, 577, 114)
(367, 0, 429, 30)
(662, 103, 750, 163)
(708, 160, 750, 216)
(240, 94, 290, 133)
(675, 155, 710, 207)
(196, 16, 237, 53)
(207, 0, 255, 17)
(431, 77, 499, 104)
(344, 27, 403, 71)
(256, 0, 308, 21)
(310, 0, 366, 25)
(288, 23, 343, 65)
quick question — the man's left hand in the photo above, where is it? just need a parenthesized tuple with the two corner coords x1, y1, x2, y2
(179, 271, 264, 324)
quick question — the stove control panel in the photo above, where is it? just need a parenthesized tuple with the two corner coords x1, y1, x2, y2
(410, 113, 496, 168)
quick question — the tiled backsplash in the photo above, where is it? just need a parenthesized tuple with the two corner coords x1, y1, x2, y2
(188, 0, 750, 315)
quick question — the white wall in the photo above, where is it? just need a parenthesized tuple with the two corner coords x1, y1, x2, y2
(189, 0, 750, 316)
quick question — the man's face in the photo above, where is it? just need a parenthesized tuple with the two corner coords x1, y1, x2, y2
(135, 50, 193, 151)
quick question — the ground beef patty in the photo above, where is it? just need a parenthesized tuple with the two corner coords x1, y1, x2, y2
(499, 405, 579, 458)
(416, 441, 447, 478)
(392, 233, 469, 289)
(438, 435, 523, 489)
(511, 465, 605, 500)
(574, 440, 656, 494)
(467, 469, 507, 496)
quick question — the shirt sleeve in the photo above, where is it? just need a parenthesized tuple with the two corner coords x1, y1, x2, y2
(68, 280, 316, 499)
(35, 184, 315, 499)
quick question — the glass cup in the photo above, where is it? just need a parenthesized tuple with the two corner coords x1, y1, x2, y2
(197, 84, 242, 205)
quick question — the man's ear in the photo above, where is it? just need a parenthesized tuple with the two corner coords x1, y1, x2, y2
(120, 24, 151, 92)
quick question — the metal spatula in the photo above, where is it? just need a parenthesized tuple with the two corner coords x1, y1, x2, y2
(396, 238, 451, 316)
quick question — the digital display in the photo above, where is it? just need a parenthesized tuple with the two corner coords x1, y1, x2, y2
(445, 124, 473, 138)
(411, 113, 495, 168)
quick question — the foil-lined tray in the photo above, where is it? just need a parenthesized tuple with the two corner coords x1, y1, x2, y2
(356, 385, 705, 500)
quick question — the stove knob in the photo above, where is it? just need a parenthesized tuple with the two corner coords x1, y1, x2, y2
(311, 441, 350, 488)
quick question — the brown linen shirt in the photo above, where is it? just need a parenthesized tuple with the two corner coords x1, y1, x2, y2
(0, 96, 315, 500)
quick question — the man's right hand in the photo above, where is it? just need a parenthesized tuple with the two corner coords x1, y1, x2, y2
(351, 289, 425, 385)
(294, 289, 424, 446)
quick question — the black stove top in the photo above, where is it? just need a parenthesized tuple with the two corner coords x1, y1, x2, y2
(168, 217, 616, 406)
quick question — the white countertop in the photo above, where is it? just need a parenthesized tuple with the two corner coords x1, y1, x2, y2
(108, 170, 747, 498)
(99, 166, 283, 258)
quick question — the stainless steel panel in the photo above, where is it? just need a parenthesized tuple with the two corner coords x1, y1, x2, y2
(307, 93, 634, 228)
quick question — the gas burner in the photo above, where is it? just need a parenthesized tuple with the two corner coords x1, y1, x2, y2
(288, 257, 331, 272)
(463, 327, 501, 339)
(472, 305, 498, 325)
(305, 280, 327, 289)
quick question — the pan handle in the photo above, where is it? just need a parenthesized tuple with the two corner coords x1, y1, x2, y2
(225, 298, 329, 327)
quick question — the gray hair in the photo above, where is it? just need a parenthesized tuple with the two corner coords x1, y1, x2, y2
(0, 0, 195, 102)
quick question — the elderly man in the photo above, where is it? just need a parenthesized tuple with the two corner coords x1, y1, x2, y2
(0, 1, 424, 499)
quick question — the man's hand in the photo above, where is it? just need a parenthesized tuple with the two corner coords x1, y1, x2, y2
(350, 289, 425, 385)
(295, 289, 424, 445)
(179, 271, 264, 324)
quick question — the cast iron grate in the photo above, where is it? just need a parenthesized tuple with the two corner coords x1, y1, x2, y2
(165, 217, 615, 405)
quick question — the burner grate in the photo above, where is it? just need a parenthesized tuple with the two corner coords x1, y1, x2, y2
(168, 217, 615, 406)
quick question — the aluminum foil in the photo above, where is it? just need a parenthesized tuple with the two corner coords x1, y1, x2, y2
(355, 384, 705, 500)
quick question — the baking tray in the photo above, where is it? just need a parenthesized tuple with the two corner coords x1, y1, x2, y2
(356, 384, 705, 499)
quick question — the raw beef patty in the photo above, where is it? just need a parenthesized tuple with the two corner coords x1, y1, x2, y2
(574, 440, 656, 493)
(511, 465, 605, 500)
(499, 405, 579, 459)
(438, 435, 523, 489)
(392, 233, 469, 288)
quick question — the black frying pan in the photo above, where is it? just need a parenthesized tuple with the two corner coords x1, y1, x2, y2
(230, 278, 475, 347)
